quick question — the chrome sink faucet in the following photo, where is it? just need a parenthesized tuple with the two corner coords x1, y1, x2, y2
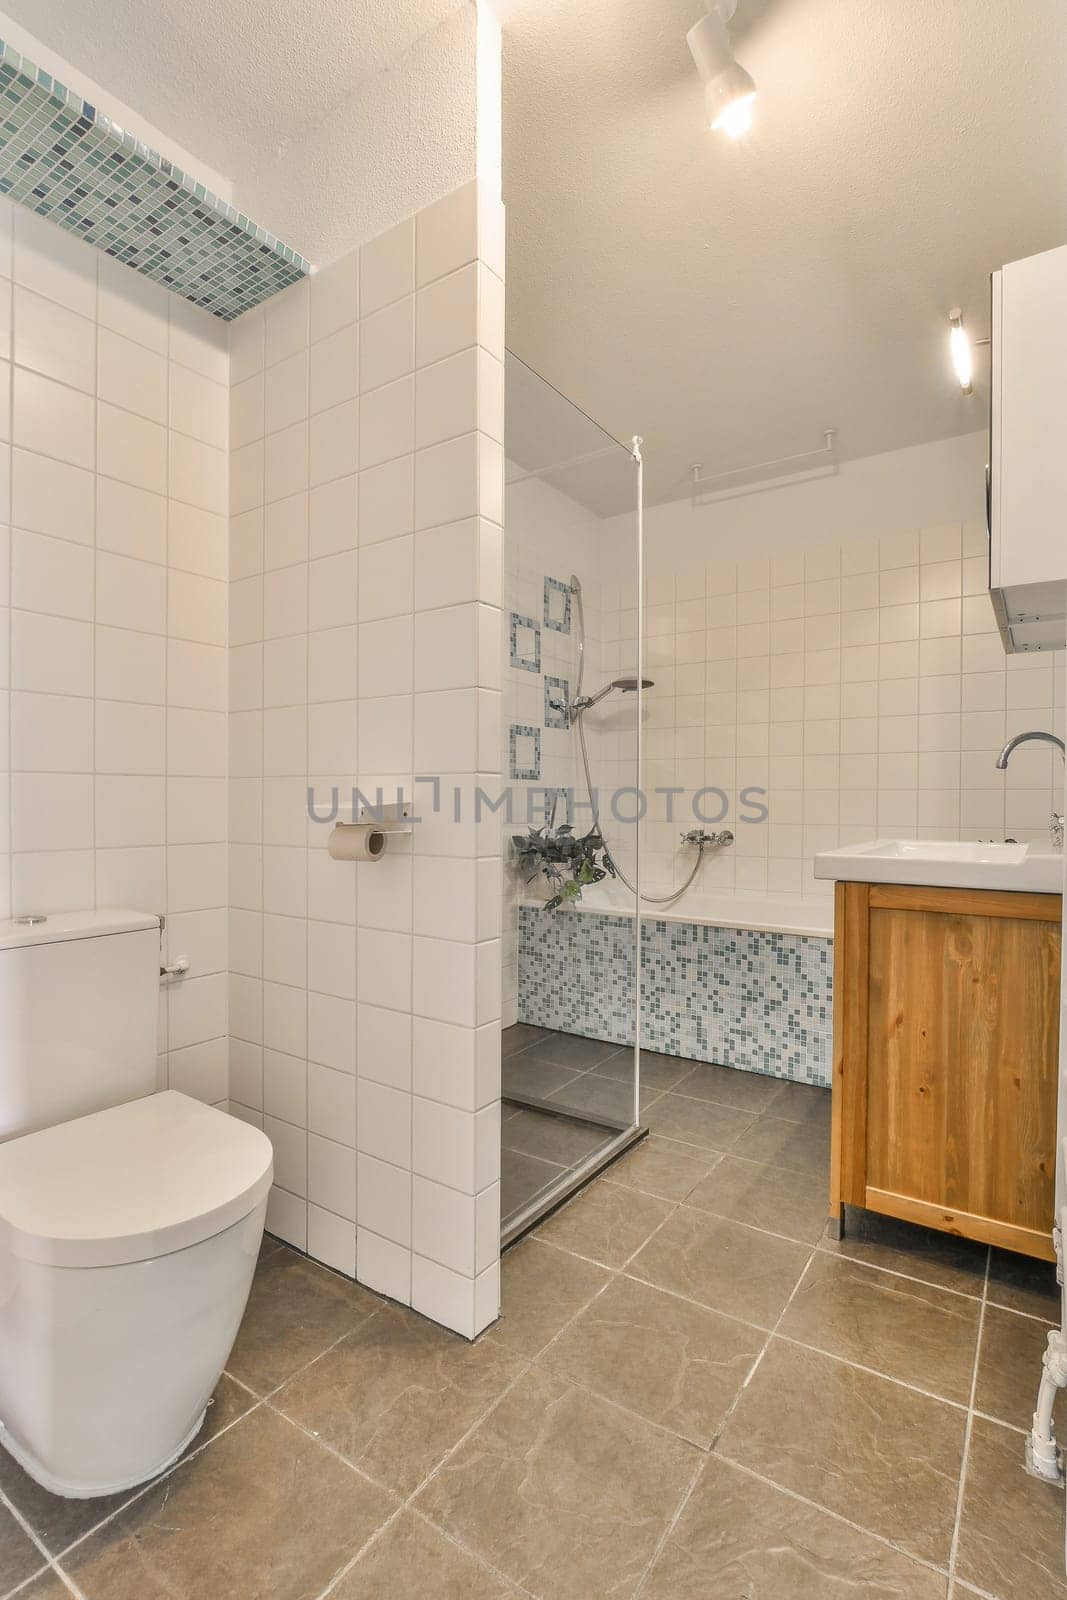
(995, 731, 1066, 849)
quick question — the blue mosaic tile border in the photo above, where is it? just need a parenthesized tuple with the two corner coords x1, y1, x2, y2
(544, 675, 570, 729)
(509, 724, 541, 781)
(0, 38, 310, 320)
(543, 576, 572, 634)
(509, 612, 541, 673)
(517, 906, 833, 1087)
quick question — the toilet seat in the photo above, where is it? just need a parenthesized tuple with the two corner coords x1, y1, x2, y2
(0, 1091, 273, 1268)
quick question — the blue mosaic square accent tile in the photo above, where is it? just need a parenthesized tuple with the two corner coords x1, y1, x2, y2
(509, 612, 541, 674)
(0, 38, 310, 320)
(520, 786, 570, 826)
(544, 675, 570, 729)
(517, 906, 833, 1088)
(509, 724, 541, 781)
(543, 576, 572, 634)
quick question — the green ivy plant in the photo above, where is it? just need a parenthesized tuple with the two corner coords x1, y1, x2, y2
(511, 824, 616, 910)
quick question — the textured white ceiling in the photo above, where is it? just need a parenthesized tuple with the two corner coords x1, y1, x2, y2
(0, 0, 462, 187)
(13, 0, 1067, 512)
(502, 0, 1067, 506)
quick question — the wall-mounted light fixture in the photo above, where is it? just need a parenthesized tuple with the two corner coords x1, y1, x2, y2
(947, 308, 990, 395)
(687, 0, 756, 138)
(948, 308, 973, 394)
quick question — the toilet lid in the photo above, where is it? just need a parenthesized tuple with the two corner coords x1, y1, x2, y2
(0, 1092, 274, 1268)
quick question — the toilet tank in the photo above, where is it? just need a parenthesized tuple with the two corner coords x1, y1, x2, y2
(0, 910, 161, 1141)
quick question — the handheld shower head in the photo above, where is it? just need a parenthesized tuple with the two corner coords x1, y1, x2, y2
(571, 677, 655, 715)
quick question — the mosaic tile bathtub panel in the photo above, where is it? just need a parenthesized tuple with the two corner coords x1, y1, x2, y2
(518, 907, 833, 1087)
(0, 38, 310, 319)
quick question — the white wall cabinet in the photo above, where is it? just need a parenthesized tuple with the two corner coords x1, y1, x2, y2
(989, 242, 1067, 651)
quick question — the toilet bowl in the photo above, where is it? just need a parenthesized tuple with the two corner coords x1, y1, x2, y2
(0, 1091, 273, 1497)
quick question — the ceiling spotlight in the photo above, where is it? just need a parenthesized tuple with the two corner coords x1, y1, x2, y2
(948, 308, 973, 394)
(687, 1, 757, 138)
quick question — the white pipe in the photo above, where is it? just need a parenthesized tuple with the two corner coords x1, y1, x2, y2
(1027, 1324, 1067, 1483)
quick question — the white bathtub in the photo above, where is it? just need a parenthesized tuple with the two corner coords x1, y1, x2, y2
(522, 885, 835, 939)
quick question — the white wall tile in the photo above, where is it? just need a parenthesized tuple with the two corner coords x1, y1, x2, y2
(99, 328, 167, 422)
(14, 369, 93, 469)
(15, 286, 95, 392)
(12, 448, 93, 545)
(360, 219, 414, 317)
(13, 210, 96, 317)
(310, 251, 359, 344)
(97, 400, 165, 491)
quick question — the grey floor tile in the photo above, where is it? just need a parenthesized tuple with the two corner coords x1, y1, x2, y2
(535, 1178, 673, 1268)
(501, 1106, 613, 1168)
(330, 1510, 518, 1599)
(819, 1207, 989, 1297)
(628, 1206, 811, 1329)
(642, 1093, 757, 1154)
(729, 1113, 830, 1177)
(226, 1245, 381, 1394)
(0, 1503, 47, 1599)
(543, 1274, 763, 1447)
(766, 1080, 833, 1127)
(602, 1135, 719, 1203)
(501, 1146, 566, 1220)
(685, 1153, 830, 1244)
(595, 1048, 690, 1092)
(956, 1416, 1067, 1596)
(642, 1455, 949, 1599)
(670, 1061, 784, 1113)
(546, 1072, 640, 1125)
(719, 1339, 966, 1566)
(975, 1305, 1061, 1431)
(489, 1237, 611, 1358)
(416, 1367, 701, 1600)
(273, 1303, 524, 1496)
(525, 1032, 623, 1070)
(778, 1253, 980, 1404)
(503, 1055, 583, 1102)
(62, 1408, 396, 1600)
(0, 1375, 255, 1557)
(987, 1247, 1061, 1320)
(501, 1024, 551, 1058)
(14, 1570, 81, 1599)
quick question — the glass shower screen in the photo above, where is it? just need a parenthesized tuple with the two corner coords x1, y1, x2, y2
(500, 352, 643, 1244)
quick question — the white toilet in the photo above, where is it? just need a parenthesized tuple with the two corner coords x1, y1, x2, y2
(0, 909, 273, 1498)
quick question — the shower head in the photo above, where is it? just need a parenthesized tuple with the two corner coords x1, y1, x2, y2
(569, 573, 582, 595)
(572, 676, 655, 714)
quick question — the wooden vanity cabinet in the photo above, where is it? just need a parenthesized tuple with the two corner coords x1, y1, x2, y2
(830, 881, 1062, 1262)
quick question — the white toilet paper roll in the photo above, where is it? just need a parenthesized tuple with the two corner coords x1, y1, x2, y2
(328, 824, 387, 861)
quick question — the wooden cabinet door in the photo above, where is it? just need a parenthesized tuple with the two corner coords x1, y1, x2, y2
(864, 889, 1059, 1256)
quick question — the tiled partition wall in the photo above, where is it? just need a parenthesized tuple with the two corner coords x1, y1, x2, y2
(225, 179, 506, 1339)
(623, 521, 1065, 896)
(0, 199, 230, 1103)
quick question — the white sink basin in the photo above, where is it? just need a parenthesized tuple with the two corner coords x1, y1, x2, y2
(814, 839, 1064, 894)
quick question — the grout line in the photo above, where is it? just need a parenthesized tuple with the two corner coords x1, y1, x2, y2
(632, 1452, 708, 1600)
(304, 1349, 543, 1600)
(713, 1240, 820, 1440)
(813, 1241, 991, 1305)
(46, 1385, 269, 1567)
(0, 1481, 57, 1582)
(769, 1332, 974, 1415)
(946, 1247, 992, 1594)
(713, 1453, 954, 1583)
